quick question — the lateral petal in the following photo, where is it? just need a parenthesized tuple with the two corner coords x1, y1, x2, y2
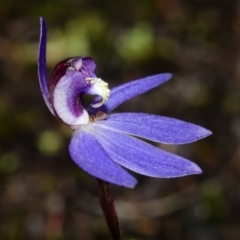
(69, 129, 137, 188)
(88, 73, 172, 114)
(91, 125, 202, 178)
(95, 113, 212, 144)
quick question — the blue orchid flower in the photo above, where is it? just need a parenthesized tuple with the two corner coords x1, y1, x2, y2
(38, 17, 212, 188)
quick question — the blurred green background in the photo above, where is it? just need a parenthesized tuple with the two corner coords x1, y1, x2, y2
(0, 0, 240, 239)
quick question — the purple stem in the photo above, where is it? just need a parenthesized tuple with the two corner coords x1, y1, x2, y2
(97, 179, 122, 240)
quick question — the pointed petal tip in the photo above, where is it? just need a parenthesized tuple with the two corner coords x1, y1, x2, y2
(206, 129, 213, 137)
(195, 128, 212, 142)
(111, 178, 138, 188)
(183, 162, 202, 176)
(171, 162, 202, 178)
(192, 163, 203, 175)
(152, 72, 173, 83)
(100, 172, 138, 188)
(97, 176, 137, 188)
(125, 178, 138, 188)
(39, 16, 45, 24)
(164, 73, 173, 80)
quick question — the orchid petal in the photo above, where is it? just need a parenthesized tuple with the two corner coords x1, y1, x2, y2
(88, 73, 172, 114)
(38, 17, 54, 114)
(95, 113, 212, 144)
(69, 129, 137, 188)
(91, 125, 202, 178)
(53, 71, 90, 125)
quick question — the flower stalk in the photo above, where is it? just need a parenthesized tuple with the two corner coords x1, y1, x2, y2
(97, 179, 122, 240)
